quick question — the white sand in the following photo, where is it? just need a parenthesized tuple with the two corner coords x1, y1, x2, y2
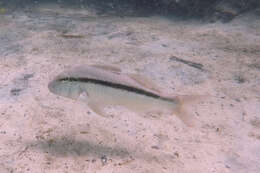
(0, 4, 260, 173)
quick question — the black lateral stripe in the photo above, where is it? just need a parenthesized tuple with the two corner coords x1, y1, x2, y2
(58, 77, 172, 102)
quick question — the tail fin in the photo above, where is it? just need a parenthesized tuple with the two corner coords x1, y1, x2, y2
(172, 95, 207, 127)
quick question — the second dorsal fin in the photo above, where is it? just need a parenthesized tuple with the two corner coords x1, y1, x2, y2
(128, 73, 162, 94)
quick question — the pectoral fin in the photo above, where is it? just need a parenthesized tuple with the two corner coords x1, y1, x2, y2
(128, 73, 162, 93)
(77, 91, 89, 102)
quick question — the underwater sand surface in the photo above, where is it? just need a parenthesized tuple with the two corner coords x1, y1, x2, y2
(0, 3, 260, 173)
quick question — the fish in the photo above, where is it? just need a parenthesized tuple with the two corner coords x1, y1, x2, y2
(48, 64, 198, 126)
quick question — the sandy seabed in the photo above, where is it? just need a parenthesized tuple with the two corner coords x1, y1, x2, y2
(0, 3, 260, 173)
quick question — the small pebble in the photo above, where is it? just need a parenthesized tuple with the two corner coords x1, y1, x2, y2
(101, 155, 107, 165)
(0, 131, 6, 134)
(10, 88, 22, 96)
(151, 145, 159, 150)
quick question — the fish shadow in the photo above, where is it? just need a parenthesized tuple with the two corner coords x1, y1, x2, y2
(25, 136, 175, 165)
(26, 137, 130, 158)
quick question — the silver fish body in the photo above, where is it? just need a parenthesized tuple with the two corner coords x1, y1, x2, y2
(49, 79, 179, 115)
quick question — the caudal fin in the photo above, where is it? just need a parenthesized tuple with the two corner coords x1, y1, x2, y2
(172, 95, 207, 127)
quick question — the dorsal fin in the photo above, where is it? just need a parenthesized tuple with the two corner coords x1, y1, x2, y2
(128, 73, 162, 94)
(91, 64, 121, 73)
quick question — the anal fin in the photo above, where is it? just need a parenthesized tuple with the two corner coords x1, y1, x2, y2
(88, 102, 109, 118)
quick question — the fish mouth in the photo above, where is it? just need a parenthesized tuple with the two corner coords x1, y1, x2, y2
(48, 80, 57, 93)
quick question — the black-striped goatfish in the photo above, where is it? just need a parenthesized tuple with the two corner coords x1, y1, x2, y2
(48, 65, 199, 126)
